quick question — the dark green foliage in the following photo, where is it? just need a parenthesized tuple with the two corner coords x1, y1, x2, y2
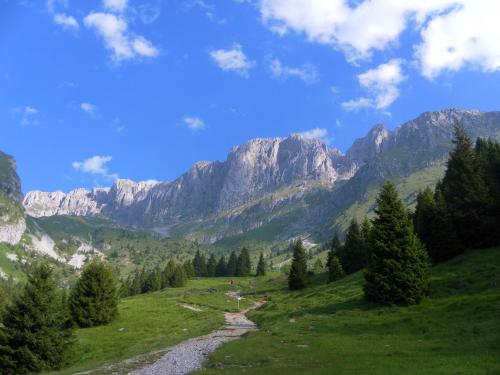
(414, 187, 463, 262)
(441, 124, 489, 248)
(313, 258, 324, 274)
(288, 239, 308, 290)
(0, 263, 73, 374)
(326, 233, 341, 271)
(192, 250, 207, 277)
(226, 251, 238, 276)
(206, 254, 217, 277)
(328, 255, 344, 282)
(236, 247, 252, 276)
(162, 260, 176, 289)
(183, 260, 195, 278)
(256, 253, 266, 276)
(364, 182, 429, 306)
(338, 219, 366, 274)
(170, 265, 187, 287)
(69, 259, 119, 328)
(215, 256, 227, 277)
(143, 267, 162, 293)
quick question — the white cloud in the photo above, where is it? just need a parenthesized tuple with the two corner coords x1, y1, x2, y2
(103, 0, 128, 13)
(259, 0, 458, 61)
(72, 155, 118, 180)
(46, 0, 67, 13)
(342, 59, 406, 111)
(210, 44, 254, 76)
(80, 102, 97, 114)
(269, 58, 319, 83)
(416, 1, 500, 78)
(84, 12, 158, 61)
(297, 128, 328, 141)
(11, 106, 40, 126)
(258, 1, 500, 79)
(53, 13, 79, 30)
(183, 116, 205, 130)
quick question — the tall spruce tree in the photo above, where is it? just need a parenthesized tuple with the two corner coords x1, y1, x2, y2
(162, 260, 176, 288)
(328, 255, 344, 282)
(0, 263, 73, 374)
(215, 256, 227, 277)
(256, 253, 266, 276)
(226, 251, 238, 277)
(236, 248, 252, 276)
(338, 219, 365, 274)
(288, 239, 308, 290)
(206, 254, 217, 277)
(183, 260, 195, 279)
(364, 182, 429, 305)
(326, 233, 341, 272)
(170, 265, 187, 287)
(192, 250, 207, 277)
(69, 259, 119, 327)
(441, 123, 489, 247)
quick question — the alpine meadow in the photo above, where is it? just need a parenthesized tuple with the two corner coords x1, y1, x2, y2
(1, 1, 500, 374)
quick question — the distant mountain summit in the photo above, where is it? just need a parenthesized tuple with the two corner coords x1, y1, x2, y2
(21, 109, 500, 244)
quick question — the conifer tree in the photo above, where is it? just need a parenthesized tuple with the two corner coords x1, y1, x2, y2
(226, 251, 238, 276)
(162, 260, 176, 288)
(69, 259, 119, 327)
(441, 123, 489, 247)
(215, 256, 227, 277)
(328, 255, 344, 282)
(414, 187, 436, 249)
(143, 268, 162, 292)
(364, 182, 429, 306)
(192, 250, 207, 277)
(170, 265, 187, 287)
(206, 254, 217, 277)
(0, 263, 73, 374)
(338, 219, 365, 274)
(256, 252, 266, 276)
(326, 233, 341, 271)
(183, 260, 195, 279)
(313, 258, 324, 274)
(288, 239, 308, 290)
(236, 248, 252, 276)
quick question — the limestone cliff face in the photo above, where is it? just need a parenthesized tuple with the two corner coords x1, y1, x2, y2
(20, 109, 500, 243)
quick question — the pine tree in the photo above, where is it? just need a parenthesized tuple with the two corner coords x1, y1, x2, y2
(256, 253, 266, 276)
(313, 258, 324, 274)
(69, 259, 119, 327)
(183, 260, 195, 278)
(215, 256, 227, 277)
(206, 254, 217, 277)
(170, 265, 187, 287)
(338, 219, 365, 274)
(414, 187, 436, 249)
(288, 239, 308, 290)
(364, 182, 429, 306)
(226, 251, 238, 276)
(162, 260, 176, 288)
(143, 268, 162, 292)
(326, 233, 341, 271)
(328, 255, 344, 282)
(0, 263, 73, 374)
(236, 248, 252, 276)
(192, 250, 207, 277)
(441, 123, 489, 247)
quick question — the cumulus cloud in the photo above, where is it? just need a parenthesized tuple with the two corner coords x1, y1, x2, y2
(183, 116, 205, 130)
(210, 44, 254, 76)
(53, 13, 79, 30)
(269, 58, 319, 83)
(103, 0, 128, 13)
(80, 102, 97, 114)
(297, 128, 328, 141)
(258, 1, 500, 79)
(342, 59, 406, 111)
(84, 12, 159, 61)
(72, 155, 118, 180)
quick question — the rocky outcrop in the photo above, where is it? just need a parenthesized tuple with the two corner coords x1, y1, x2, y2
(0, 151, 22, 202)
(0, 218, 26, 245)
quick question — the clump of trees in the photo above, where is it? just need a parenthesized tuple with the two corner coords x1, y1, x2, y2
(414, 124, 500, 261)
(0, 263, 74, 374)
(187, 248, 259, 278)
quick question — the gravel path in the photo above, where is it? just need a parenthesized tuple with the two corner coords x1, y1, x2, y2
(130, 301, 265, 375)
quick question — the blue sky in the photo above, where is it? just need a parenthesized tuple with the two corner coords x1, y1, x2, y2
(2, 0, 500, 193)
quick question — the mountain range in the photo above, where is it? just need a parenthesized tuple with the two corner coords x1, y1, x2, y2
(19, 109, 500, 247)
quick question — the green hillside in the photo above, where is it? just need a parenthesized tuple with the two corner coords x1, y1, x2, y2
(198, 247, 500, 375)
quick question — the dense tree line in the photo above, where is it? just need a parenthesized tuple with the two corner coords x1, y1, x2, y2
(186, 248, 262, 277)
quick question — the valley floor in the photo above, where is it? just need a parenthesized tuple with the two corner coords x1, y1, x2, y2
(48, 247, 500, 375)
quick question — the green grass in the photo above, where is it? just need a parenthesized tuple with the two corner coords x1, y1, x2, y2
(46, 277, 261, 374)
(197, 247, 500, 375)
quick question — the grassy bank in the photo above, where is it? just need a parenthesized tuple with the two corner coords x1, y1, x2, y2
(198, 247, 500, 375)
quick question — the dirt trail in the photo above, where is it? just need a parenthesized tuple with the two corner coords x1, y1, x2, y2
(76, 301, 265, 375)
